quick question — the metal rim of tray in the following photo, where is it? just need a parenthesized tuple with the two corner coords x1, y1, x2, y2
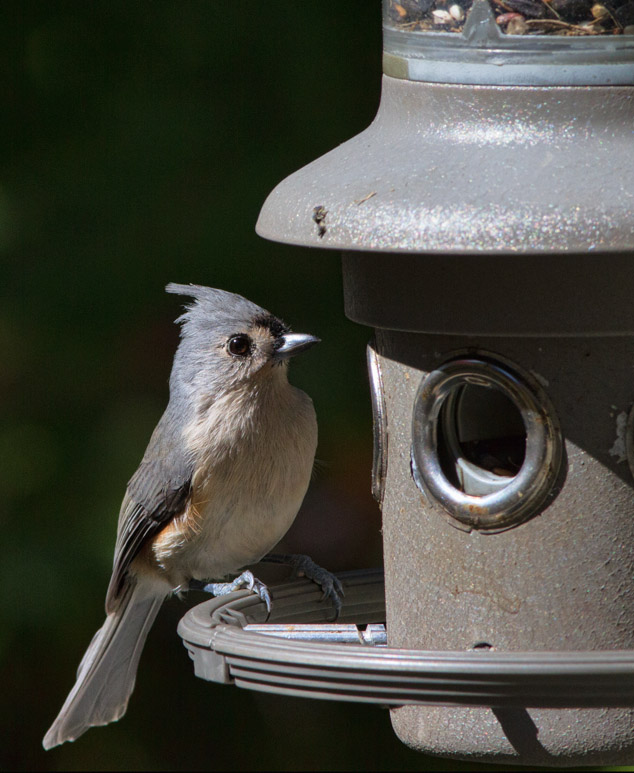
(177, 568, 634, 708)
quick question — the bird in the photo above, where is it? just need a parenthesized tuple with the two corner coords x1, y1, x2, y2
(43, 282, 340, 749)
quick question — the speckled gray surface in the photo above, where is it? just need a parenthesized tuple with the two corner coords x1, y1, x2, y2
(256, 78, 634, 255)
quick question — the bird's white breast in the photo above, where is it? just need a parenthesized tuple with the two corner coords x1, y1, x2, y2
(152, 374, 317, 585)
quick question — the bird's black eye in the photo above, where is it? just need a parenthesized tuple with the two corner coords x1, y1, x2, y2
(227, 334, 251, 357)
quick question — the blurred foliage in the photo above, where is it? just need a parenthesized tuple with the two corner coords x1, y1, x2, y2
(1, 2, 626, 772)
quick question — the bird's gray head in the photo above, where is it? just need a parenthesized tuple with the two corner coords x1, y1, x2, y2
(166, 283, 319, 397)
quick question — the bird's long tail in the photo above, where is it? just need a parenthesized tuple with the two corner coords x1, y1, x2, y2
(42, 582, 164, 749)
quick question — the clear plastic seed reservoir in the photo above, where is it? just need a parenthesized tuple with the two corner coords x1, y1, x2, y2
(383, 0, 634, 83)
(386, 0, 634, 34)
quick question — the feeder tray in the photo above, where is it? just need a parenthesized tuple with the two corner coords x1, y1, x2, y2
(178, 569, 634, 708)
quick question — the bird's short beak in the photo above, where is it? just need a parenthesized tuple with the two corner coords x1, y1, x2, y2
(273, 333, 320, 361)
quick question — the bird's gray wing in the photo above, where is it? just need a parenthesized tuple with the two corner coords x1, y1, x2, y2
(105, 413, 193, 613)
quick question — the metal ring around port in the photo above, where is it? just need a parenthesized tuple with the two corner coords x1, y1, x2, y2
(411, 356, 562, 532)
(367, 342, 388, 506)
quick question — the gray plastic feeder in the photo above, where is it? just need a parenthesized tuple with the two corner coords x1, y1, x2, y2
(180, 0, 634, 766)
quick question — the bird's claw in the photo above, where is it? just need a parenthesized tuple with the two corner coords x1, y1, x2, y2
(190, 570, 272, 615)
(190, 557, 343, 621)
(243, 573, 272, 615)
(264, 553, 344, 621)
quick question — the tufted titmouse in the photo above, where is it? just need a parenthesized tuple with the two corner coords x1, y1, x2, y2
(43, 283, 339, 749)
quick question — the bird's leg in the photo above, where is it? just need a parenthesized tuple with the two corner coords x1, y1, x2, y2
(261, 553, 344, 620)
(189, 571, 272, 614)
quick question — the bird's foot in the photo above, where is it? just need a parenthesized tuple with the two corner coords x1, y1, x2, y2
(189, 571, 272, 614)
(262, 553, 344, 620)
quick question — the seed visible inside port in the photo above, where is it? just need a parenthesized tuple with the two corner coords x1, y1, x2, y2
(449, 3, 465, 20)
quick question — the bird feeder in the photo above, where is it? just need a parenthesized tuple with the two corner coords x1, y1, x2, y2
(179, 1, 634, 765)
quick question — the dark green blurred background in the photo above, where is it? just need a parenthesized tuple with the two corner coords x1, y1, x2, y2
(2, 3, 623, 772)
(3, 2, 401, 769)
